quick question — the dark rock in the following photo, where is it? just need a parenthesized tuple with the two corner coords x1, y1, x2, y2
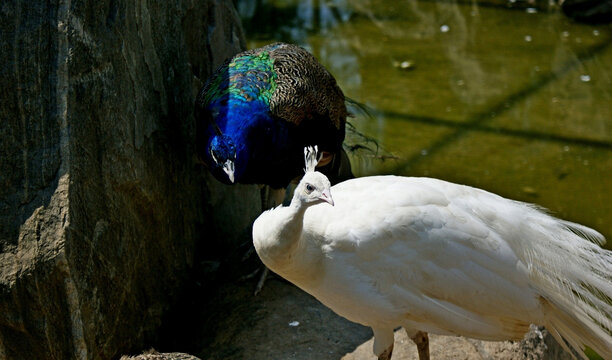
(561, 0, 612, 24)
(120, 349, 201, 360)
(0, 1, 257, 359)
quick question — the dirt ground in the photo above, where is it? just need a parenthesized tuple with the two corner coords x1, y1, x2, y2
(156, 267, 571, 360)
(193, 274, 373, 360)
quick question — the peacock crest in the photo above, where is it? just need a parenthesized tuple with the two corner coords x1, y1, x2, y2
(304, 146, 320, 173)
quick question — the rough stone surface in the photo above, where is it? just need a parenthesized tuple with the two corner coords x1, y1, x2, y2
(0, 1, 257, 359)
(120, 349, 201, 360)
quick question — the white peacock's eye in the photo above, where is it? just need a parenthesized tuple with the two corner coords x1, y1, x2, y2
(305, 183, 314, 193)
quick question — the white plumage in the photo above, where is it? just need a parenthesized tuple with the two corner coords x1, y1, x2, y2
(252, 161, 612, 360)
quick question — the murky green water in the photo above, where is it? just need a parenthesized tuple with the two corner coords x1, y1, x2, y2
(236, 0, 612, 247)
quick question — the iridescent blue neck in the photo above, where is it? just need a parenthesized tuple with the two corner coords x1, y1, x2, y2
(206, 96, 284, 183)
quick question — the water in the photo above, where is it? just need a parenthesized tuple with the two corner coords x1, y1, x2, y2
(236, 0, 612, 247)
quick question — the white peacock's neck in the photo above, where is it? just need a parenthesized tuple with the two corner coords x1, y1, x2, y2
(253, 198, 309, 274)
(253, 195, 328, 288)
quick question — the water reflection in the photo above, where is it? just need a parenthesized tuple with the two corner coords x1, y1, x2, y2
(235, 0, 612, 245)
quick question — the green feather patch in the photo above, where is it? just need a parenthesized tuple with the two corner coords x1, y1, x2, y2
(204, 51, 278, 107)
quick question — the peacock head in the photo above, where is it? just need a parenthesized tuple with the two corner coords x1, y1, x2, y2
(209, 135, 236, 183)
(295, 146, 334, 206)
(296, 171, 334, 206)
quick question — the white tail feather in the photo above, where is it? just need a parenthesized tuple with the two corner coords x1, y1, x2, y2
(505, 205, 612, 359)
(542, 298, 612, 359)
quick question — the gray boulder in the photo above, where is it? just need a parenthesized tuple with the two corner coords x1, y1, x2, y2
(0, 1, 258, 359)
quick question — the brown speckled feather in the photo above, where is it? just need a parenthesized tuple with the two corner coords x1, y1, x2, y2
(240, 42, 347, 130)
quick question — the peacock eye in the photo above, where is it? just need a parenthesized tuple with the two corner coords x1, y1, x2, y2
(305, 183, 314, 193)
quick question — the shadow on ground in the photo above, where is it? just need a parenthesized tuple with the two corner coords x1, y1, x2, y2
(156, 269, 571, 360)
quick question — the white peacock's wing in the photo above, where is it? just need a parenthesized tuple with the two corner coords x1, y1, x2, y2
(301, 176, 541, 339)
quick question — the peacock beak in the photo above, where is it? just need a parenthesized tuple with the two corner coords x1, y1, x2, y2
(319, 189, 334, 206)
(222, 159, 235, 183)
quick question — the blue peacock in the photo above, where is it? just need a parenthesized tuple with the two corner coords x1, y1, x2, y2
(195, 42, 353, 191)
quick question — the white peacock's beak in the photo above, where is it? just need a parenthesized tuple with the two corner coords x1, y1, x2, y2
(222, 160, 235, 183)
(319, 189, 334, 206)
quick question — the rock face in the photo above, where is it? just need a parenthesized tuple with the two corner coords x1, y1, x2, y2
(120, 349, 201, 360)
(0, 1, 258, 359)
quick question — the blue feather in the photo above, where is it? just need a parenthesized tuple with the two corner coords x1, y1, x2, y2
(196, 42, 352, 189)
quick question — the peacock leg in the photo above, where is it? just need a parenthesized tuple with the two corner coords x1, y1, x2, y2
(373, 328, 394, 360)
(377, 343, 393, 360)
(252, 186, 287, 295)
(409, 331, 429, 360)
(253, 267, 269, 296)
